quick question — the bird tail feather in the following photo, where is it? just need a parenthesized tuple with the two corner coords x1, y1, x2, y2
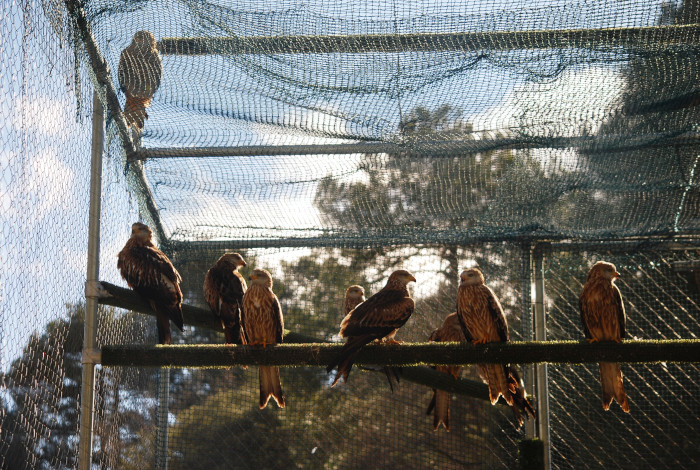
(259, 366, 285, 409)
(599, 362, 630, 413)
(432, 389, 450, 431)
(327, 335, 375, 387)
(124, 96, 152, 129)
(479, 364, 514, 406)
(506, 366, 537, 429)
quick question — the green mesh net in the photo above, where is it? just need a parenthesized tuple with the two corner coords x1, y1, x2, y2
(1, 0, 699, 469)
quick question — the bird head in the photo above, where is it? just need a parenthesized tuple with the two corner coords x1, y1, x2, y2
(249, 268, 273, 287)
(588, 261, 620, 281)
(459, 268, 485, 286)
(220, 252, 246, 270)
(345, 285, 365, 300)
(133, 30, 157, 49)
(130, 222, 153, 242)
(387, 270, 417, 286)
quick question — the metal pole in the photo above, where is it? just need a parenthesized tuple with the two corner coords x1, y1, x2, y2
(533, 245, 551, 469)
(155, 368, 170, 469)
(521, 243, 536, 439)
(79, 92, 104, 469)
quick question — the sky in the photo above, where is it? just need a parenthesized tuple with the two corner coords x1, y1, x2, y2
(0, 0, 669, 368)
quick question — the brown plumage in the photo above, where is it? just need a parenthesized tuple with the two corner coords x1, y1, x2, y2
(426, 312, 464, 431)
(342, 285, 366, 317)
(505, 365, 537, 429)
(327, 270, 416, 387)
(580, 261, 630, 413)
(204, 253, 247, 344)
(118, 30, 162, 131)
(241, 269, 285, 409)
(457, 268, 513, 406)
(340, 285, 366, 337)
(117, 222, 183, 344)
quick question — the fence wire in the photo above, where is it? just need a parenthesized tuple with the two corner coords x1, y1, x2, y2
(2, 1, 700, 469)
(546, 248, 700, 469)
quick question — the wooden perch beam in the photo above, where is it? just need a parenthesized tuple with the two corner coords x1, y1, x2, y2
(98, 281, 318, 343)
(101, 340, 700, 368)
(97, 280, 492, 401)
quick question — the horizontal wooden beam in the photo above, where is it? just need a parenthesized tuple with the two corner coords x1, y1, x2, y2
(132, 132, 700, 160)
(97, 280, 494, 402)
(97, 281, 319, 343)
(101, 339, 700, 367)
(158, 24, 700, 55)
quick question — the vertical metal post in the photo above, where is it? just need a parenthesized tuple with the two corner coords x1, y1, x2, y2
(533, 245, 551, 469)
(155, 368, 170, 469)
(79, 92, 104, 470)
(520, 243, 537, 439)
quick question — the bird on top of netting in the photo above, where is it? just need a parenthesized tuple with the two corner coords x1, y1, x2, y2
(327, 270, 416, 387)
(117, 222, 184, 345)
(426, 312, 464, 431)
(579, 261, 630, 413)
(241, 268, 285, 409)
(456, 268, 536, 427)
(204, 253, 247, 345)
(118, 30, 162, 132)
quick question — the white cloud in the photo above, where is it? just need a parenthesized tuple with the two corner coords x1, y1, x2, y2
(471, 65, 624, 137)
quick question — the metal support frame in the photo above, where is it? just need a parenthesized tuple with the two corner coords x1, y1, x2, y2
(79, 92, 104, 470)
(159, 24, 700, 55)
(521, 243, 537, 440)
(155, 368, 170, 469)
(133, 132, 700, 161)
(533, 244, 551, 469)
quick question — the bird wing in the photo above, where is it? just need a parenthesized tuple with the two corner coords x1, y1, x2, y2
(612, 284, 626, 339)
(203, 268, 221, 315)
(484, 285, 509, 342)
(117, 48, 128, 94)
(340, 289, 414, 337)
(455, 306, 474, 343)
(118, 245, 182, 304)
(578, 293, 593, 340)
(272, 295, 284, 343)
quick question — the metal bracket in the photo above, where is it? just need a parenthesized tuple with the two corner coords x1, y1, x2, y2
(81, 348, 102, 365)
(85, 280, 110, 299)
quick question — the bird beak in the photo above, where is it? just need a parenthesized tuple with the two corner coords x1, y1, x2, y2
(409, 275, 417, 283)
(242, 261, 247, 267)
(614, 271, 621, 278)
(249, 274, 256, 281)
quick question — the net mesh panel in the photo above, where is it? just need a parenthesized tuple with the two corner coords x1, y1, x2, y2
(546, 248, 700, 469)
(1, 0, 699, 469)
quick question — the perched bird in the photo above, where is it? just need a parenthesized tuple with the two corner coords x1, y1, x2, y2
(204, 253, 247, 344)
(117, 222, 183, 344)
(426, 312, 464, 431)
(118, 30, 162, 131)
(327, 270, 416, 387)
(579, 261, 630, 413)
(457, 268, 513, 406)
(241, 269, 285, 409)
(456, 268, 536, 427)
(343, 285, 366, 317)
